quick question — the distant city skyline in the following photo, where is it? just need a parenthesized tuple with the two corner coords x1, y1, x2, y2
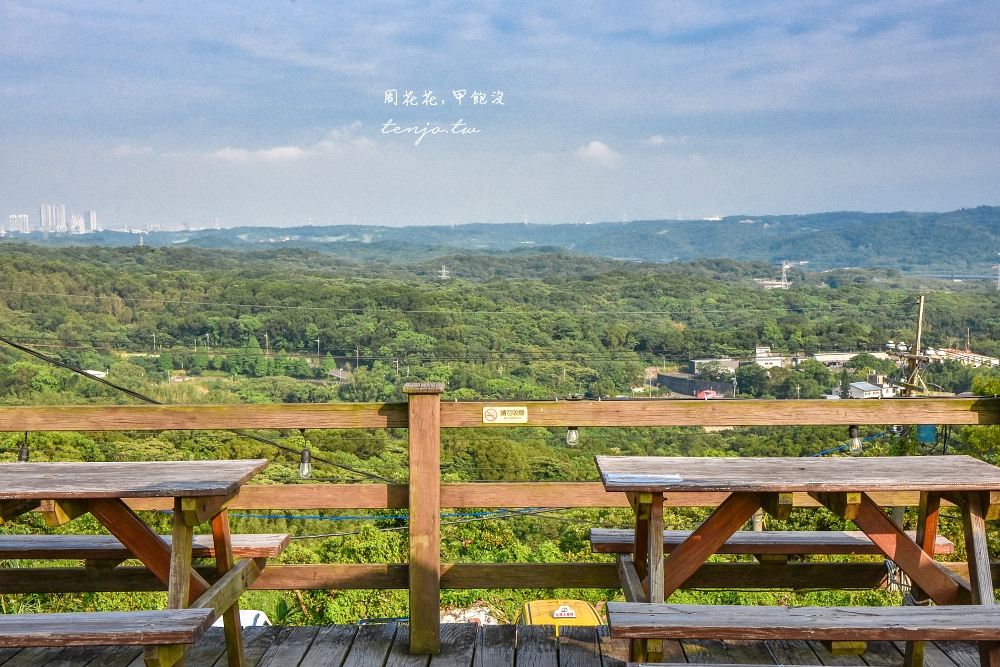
(1, 1, 998, 228)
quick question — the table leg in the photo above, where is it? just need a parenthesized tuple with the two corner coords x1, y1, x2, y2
(661, 492, 761, 599)
(89, 498, 209, 598)
(962, 492, 1000, 667)
(164, 499, 194, 667)
(645, 493, 664, 662)
(905, 492, 940, 667)
(627, 492, 651, 663)
(211, 509, 245, 667)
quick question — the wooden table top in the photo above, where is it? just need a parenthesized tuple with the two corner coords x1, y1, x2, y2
(596, 455, 1000, 492)
(0, 460, 268, 499)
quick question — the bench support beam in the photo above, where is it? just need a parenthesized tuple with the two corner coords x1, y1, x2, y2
(40, 499, 89, 527)
(808, 492, 861, 520)
(144, 644, 187, 667)
(211, 510, 245, 667)
(761, 492, 794, 521)
(905, 491, 940, 667)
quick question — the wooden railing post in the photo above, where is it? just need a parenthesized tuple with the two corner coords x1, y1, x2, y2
(403, 382, 444, 654)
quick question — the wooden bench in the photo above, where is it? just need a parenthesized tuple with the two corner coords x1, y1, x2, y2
(608, 603, 1000, 665)
(0, 608, 215, 667)
(590, 528, 954, 559)
(0, 533, 290, 566)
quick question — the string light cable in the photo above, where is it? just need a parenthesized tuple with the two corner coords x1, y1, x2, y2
(0, 333, 391, 482)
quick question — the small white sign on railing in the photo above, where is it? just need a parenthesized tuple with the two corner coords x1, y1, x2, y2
(482, 406, 528, 424)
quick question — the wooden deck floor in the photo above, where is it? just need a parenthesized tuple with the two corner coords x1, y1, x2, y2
(0, 623, 985, 667)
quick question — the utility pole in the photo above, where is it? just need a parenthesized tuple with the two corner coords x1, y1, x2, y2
(205, 333, 210, 351)
(355, 345, 360, 369)
(265, 332, 269, 356)
(394, 359, 400, 376)
(902, 295, 927, 397)
(993, 258, 1000, 291)
(152, 332, 156, 353)
(316, 339, 321, 363)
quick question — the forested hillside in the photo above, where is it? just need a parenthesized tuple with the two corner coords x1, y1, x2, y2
(18, 205, 1000, 273)
(1, 243, 1000, 623)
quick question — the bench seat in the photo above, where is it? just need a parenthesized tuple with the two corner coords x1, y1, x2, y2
(0, 533, 290, 561)
(607, 603, 1000, 642)
(590, 529, 954, 555)
(0, 608, 215, 647)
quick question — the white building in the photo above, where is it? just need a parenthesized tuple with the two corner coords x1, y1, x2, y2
(87, 211, 97, 232)
(7, 214, 29, 233)
(925, 348, 999, 369)
(849, 382, 882, 399)
(754, 346, 785, 369)
(812, 351, 892, 367)
(39, 204, 66, 233)
(70, 214, 85, 234)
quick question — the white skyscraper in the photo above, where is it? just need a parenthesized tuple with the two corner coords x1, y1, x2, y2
(39, 204, 66, 232)
(7, 215, 29, 233)
(70, 214, 84, 234)
(87, 211, 97, 232)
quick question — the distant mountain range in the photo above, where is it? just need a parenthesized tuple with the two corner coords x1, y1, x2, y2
(10, 206, 1000, 273)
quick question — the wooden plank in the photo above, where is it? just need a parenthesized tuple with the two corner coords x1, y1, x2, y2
(767, 639, 824, 665)
(39, 499, 89, 527)
(558, 627, 601, 667)
(214, 626, 280, 667)
(680, 639, 729, 663)
(863, 641, 905, 667)
(606, 604, 1000, 641)
(596, 626, 629, 667)
(724, 639, 777, 664)
(597, 456, 1000, 493)
(81, 645, 143, 667)
(516, 626, 557, 667)
(475, 626, 515, 667)
(342, 623, 397, 667)
(809, 640, 866, 666)
(646, 494, 664, 604)
(616, 556, 646, 603)
(297, 625, 358, 667)
(431, 624, 477, 667)
(123, 484, 933, 512)
(0, 534, 290, 560)
(661, 492, 761, 598)
(762, 492, 794, 520)
(2, 648, 68, 667)
(168, 498, 194, 610)
(934, 643, 981, 667)
(851, 494, 967, 607)
(0, 461, 267, 500)
(163, 628, 226, 667)
(440, 398, 1000, 427)
(958, 493, 1000, 667)
(0, 610, 214, 647)
(590, 529, 955, 556)
(385, 625, 429, 667)
(255, 626, 319, 667)
(406, 383, 444, 655)
(181, 493, 237, 528)
(89, 498, 209, 599)
(34, 646, 106, 667)
(209, 510, 245, 667)
(810, 493, 862, 521)
(0, 404, 407, 432)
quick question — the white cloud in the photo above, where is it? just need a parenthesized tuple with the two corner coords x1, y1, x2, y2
(575, 141, 621, 164)
(213, 145, 305, 163)
(648, 135, 665, 145)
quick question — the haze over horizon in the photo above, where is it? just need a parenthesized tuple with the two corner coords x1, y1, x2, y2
(2, 1, 998, 229)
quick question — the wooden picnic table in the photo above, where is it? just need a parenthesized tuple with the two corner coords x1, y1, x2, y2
(596, 454, 1000, 667)
(0, 459, 268, 667)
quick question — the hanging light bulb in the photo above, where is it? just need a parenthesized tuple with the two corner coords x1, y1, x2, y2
(848, 425, 862, 455)
(299, 447, 312, 478)
(566, 427, 580, 446)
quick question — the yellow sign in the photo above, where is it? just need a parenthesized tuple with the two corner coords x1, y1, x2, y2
(482, 406, 528, 424)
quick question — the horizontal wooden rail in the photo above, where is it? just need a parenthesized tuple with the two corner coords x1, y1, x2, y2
(0, 397, 997, 432)
(0, 403, 408, 432)
(0, 561, 976, 593)
(441, 397, 1000, 427)
(122, 483, 934, 511)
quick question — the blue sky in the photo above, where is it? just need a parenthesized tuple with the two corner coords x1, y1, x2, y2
(1, 1, 998, 228)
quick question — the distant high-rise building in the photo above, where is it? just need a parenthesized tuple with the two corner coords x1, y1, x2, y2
(87, 211, 97, 232)
(70, 214, 84, 234)
(7, 214, 29, 233)
(39, 204, 66, 233)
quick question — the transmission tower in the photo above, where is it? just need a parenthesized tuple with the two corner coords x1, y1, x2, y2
(780, 261, 795, 289)
(438, 265, 450, 280)
(993, 263, 1000, 291)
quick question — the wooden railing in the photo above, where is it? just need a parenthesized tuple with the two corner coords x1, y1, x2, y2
(0, 390, 998, 652)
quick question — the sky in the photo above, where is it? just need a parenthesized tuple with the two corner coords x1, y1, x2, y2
(1, 1, 998, 228)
